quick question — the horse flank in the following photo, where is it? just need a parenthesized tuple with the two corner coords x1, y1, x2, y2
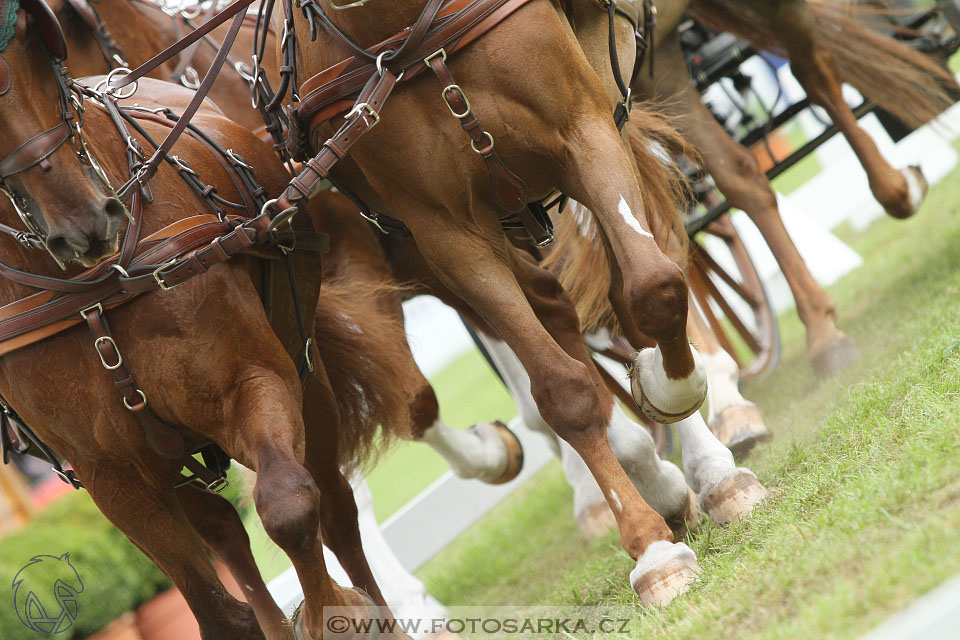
(688, 0, 959, 128)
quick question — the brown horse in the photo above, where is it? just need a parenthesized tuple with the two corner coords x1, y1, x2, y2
(0, 6, 398, 638)
(277, 0, 730, 607)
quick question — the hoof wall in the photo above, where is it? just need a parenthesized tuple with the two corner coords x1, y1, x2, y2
(809, 332, 861, 379)
(630, 541, 701, 607)
(473, 420, 524, 485)
(577, 501, 618, 541)
(885, 165, 927, 219)
(665, 488, 700, 540)
(701, 470, 768, 526)
(710, 404, 771, 460)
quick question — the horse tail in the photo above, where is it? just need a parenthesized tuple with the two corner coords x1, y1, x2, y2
(541, 104, 693, 334)
(313, 276, 421, 470)
(688, 0, 958, 128)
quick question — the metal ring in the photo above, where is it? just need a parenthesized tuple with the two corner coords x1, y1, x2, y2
(110, 264, 130, 278)
(123, 389, 148, 411)
(103, 68, 138, 100)
(470, 132, 495, 154)
(94, 336, 123, 371)
(376, 49, 395, 76)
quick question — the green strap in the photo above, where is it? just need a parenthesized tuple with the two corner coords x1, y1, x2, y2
(0, 0, 19, 53)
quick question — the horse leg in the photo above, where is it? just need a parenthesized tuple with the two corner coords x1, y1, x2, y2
(748, 0, 926, 219)
(395, 207, 698, 604)
(230, 369, 374, 640)
(636, 31, 861, 377)
(349, 472, 448, 619)
(176, 483, 290, 640)
(687, 305, 770, 458)
(300, 363, 390, 608)
(75, 461, 264, 640)
(558, 115, 707, 424)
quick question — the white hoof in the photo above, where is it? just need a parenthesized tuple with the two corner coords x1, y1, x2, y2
(466, 421, 524, 485)
(903, 165, 927, 214)
(700, 469, 768, 526)
(631, 345, 707, 424)
(630, 541, 701, 607)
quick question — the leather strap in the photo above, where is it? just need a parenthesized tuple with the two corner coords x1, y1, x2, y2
(82, 303, 185, 459)
(0, 121, 72, 179)
(425, 52, 529, 215)
(0, 55, 10, 97)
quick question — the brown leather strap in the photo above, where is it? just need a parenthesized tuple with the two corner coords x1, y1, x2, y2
(82, 304, 185, 459)
(425, 52, 528, 215)
(0, 55, 10, 96)
(278, 70, 399, 210)
(0, 121, 72, 179)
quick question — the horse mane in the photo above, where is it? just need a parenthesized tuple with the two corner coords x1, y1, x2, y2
(688, 0, 959, 129)
(313, 275, 423, 471)
(541, 104, 694, 334)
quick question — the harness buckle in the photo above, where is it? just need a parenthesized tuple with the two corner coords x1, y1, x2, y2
(345, 102, 380, 128)
(423, 48, 447, 67)
(441, 85, 472, 118)
(206, 476, 230, 493)
(94, 336, 124, 371)
(80, 302, 104, 319)
(152, 259, 182, 292)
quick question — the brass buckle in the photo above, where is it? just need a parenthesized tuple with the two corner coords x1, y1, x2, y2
(441, 85, 471, 118)
(94, 336, 123, 370)
(423, 48, 447, 67)
(80, 302, 104, 320)
(152, 259, 181, 292)
(345, 102, 380, 128)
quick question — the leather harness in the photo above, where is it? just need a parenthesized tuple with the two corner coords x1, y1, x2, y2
(0, 1, 326, 491)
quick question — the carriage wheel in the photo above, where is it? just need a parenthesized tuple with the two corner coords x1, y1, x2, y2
(687, 214, 780, 382)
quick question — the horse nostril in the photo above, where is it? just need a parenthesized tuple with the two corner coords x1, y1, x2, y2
(47, 232, 90, 260)
(103, 197, 126, 222)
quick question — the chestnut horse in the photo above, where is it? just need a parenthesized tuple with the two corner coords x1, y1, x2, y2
(0, 6, 404, 638)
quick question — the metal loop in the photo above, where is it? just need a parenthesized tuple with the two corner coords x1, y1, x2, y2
(94, 336, 123, 370)
(123, 389, 147, 411)
(101, 68, 138, 99)
(180, 67, 201, 91)
(376, 49, 395, 76)
(441, 84, 471, 118)
(470, 132, 495, 154)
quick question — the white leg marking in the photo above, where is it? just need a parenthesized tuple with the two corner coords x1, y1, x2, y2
(420, 418, 508, 482)
(702, 347, 756, 423)
(674, 412, 738, 494)
(350, 473, 448, 627)
(618, 195, 654, 239)
(634, 344, 708, 416)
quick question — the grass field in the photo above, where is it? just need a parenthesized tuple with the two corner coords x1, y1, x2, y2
(413, 153, 960, 637)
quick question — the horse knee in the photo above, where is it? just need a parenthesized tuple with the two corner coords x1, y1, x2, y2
(530, 359, 604, 437)
(721, 153, 778, 214)
(626, 259, 688, 342)
(254, 461, 321, 553)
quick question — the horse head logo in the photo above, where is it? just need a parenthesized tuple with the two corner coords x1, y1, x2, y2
(12, 553, 84, 634)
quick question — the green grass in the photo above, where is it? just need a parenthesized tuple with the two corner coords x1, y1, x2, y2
(415, 155, 960, 638)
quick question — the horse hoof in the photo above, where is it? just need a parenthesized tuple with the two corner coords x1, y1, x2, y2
(709, 404, 771, 460)
(577, 501, 618, 541)
(665, 487, 700, 540)
(809, 332, 861, 379)
(630, 541, 701, 607)
(478, 420, 524, 484)
(700, 469, 768, 526)
(630, 346, 707, 424)
(887, 165, 928, 219)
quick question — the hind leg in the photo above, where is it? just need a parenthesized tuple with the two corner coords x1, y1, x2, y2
(75, 460, 264, 640)
(749, 0, 926, 218)
(300, 362, 390, 608)
(177, 483, 290, 640)
(636, 31, 861, 377)
(687, 307, 769, 457)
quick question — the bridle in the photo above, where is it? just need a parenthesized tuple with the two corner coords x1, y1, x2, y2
(0, 2, 121, 268)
